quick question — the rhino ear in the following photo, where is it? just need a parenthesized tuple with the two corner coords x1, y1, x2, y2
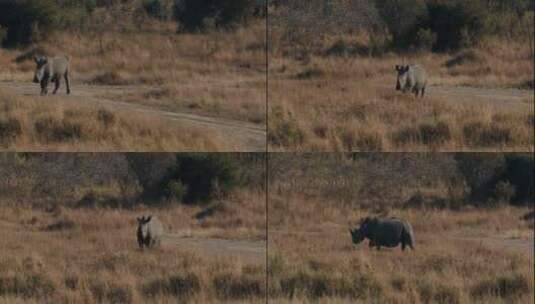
(137, 217, 142, 222)
(146, 216, 152, 222)
(404, 65, 410, 71)
(395, 65, 400, 71)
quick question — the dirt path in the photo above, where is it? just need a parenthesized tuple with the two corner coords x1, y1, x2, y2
(0, 81, 266, 152)
(377, 83, 533, 110)
(429, 85, 534, 110)
(453, 235, 534, 253)
(162, 235, 266, 265)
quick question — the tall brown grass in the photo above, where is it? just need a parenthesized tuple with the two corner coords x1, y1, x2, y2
(1, 20, 266, 125)
(268, 32, 534, 151)
(0, 189, 266, 303)
(268, 194, 533, 303)
(267, 153, 534, 303)
(0, 89, 221, 151)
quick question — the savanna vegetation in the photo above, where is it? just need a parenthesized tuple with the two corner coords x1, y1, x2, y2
(268, 0, 534, 151)
(0, 0, 266, 151)
(0, 153, 266, 303)
(268, 153, 534, 303)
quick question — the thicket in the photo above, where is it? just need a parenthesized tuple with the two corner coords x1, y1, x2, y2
(271, 0, 535, 53)
(125, 153, 265, 205)
(0, 0, 59, 47)
(454, 154, 534, 206)
(173, 0, 256, 31)
(0, 0, 261, 47)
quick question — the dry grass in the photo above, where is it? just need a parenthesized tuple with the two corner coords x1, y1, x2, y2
(267, 153, 533, 303)
(268, 194, 534, 303)
(0, 88, 221, 151)
(0, 190, 266, 303)
(0, 20, 266, 151)
(0, 20, 266, 125)
(268, 34, 534, 152)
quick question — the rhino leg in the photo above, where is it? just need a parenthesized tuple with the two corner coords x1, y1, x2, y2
(40, 79, 48, 95)
(421, 87, 425, 98)
(53, 78, 60, 94)
(64, 72, 71, 94)
(412, 87, 419, 98)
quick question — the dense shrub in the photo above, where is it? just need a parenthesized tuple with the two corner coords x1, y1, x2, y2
(173, 0, 255, 31)
(0, 0, 59, 47)
(373, 0, 489, 51)
(412, 28, 437, 52)
(0, 25, 6, 44)
(454, 154, 506, 203)
(168, 154, 239, 203)
(125, 154, 260, 204)
(425, 1, 488, 51)
(454, 153, 534, 205)
(492, 181, 516, 205)
(503, 155, 534, 204)
(143, 0, 168, 20)
(374, 0, 427, 49)
(125, 154, 177, 200)
(164, 180, 187, 202)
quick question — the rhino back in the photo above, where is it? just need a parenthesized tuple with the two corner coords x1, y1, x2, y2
(409, 65, 426, 89)
(49, 56, 69, 75)
(369, 219, 404, 246)
(148, 218, 164, 239)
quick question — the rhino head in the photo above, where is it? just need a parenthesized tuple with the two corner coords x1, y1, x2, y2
(137, 215, 152, 248)
(395, 65, 410, 92)
(33, 56, 48, 84)
(349, 217, 372, 245)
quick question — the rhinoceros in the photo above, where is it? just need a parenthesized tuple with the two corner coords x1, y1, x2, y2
(349, 217, 414, 251)
(395, 64, 427, 98)
(137, 215, 164, 249)
(33, 55, 71, 95)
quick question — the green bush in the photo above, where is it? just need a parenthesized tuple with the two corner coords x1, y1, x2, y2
(374, 0, 428, 49)
(504, 154, 534, 204)
(173, 0, 255, 31)
(0, 25, 6, 44)
(171, 154, 239, 203)
(412, 28, 437, 52)
(0, 0, 59, 47)
(492, 181, 516, 205)
(373, 0, 490, 51)
(454, 154, 506, 203)
(425, 1, 488, 51)
(454, 154, 534, 206)
(165, 180, 187, 202)
(143, 0, 168, 20)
